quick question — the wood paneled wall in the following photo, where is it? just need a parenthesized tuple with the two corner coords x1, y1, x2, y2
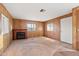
(44, 19, 60, 40)
(13, 19, 44, 38)
(44, 13, 72, 41)
(72, 7, 79, 50)
(0, 4, 13, 54)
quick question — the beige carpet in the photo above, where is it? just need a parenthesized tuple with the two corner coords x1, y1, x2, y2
(2, 37, 79, 56)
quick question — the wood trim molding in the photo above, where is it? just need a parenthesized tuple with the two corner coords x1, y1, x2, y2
(46, 12, 72, 22)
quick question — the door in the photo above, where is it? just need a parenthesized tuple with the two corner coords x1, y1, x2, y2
(60, 17, 72, 44)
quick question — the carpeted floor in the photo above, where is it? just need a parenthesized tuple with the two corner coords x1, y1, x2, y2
(2, 37, 79, 56)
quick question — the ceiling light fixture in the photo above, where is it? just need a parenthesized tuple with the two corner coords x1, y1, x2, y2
(40, 9, 46, 13)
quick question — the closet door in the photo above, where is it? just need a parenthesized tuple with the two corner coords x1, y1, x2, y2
(60, 17, 72, 44)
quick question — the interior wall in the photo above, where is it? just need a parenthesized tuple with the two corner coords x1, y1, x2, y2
(44, 13, 72, 41)
(77, 9, 79, 50)
(44, 19, 60, 40)
(13, 19, 44, 38)
(72, 7, 79, 50)
(0, 4, 13, 54)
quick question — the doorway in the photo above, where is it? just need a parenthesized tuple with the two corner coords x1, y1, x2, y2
(60, 17, 72, 44)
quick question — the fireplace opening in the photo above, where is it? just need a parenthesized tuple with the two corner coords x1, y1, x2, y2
(16, 32, 25, 39)
(13, 29, 27, 40)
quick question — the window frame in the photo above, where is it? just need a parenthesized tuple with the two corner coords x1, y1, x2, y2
(47, 23, 54, 31)
(27, 23, 36, 32)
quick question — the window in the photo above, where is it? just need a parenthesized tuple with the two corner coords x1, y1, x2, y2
(1, 14, 9, 35)
(47, 23, 53, 31)
(27, 23, 36, 31)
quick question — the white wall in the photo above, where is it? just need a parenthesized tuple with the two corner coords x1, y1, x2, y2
(60, 17, 72, 44)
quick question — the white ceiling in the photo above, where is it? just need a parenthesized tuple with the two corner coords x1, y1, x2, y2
(3, 3, 79, 21)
